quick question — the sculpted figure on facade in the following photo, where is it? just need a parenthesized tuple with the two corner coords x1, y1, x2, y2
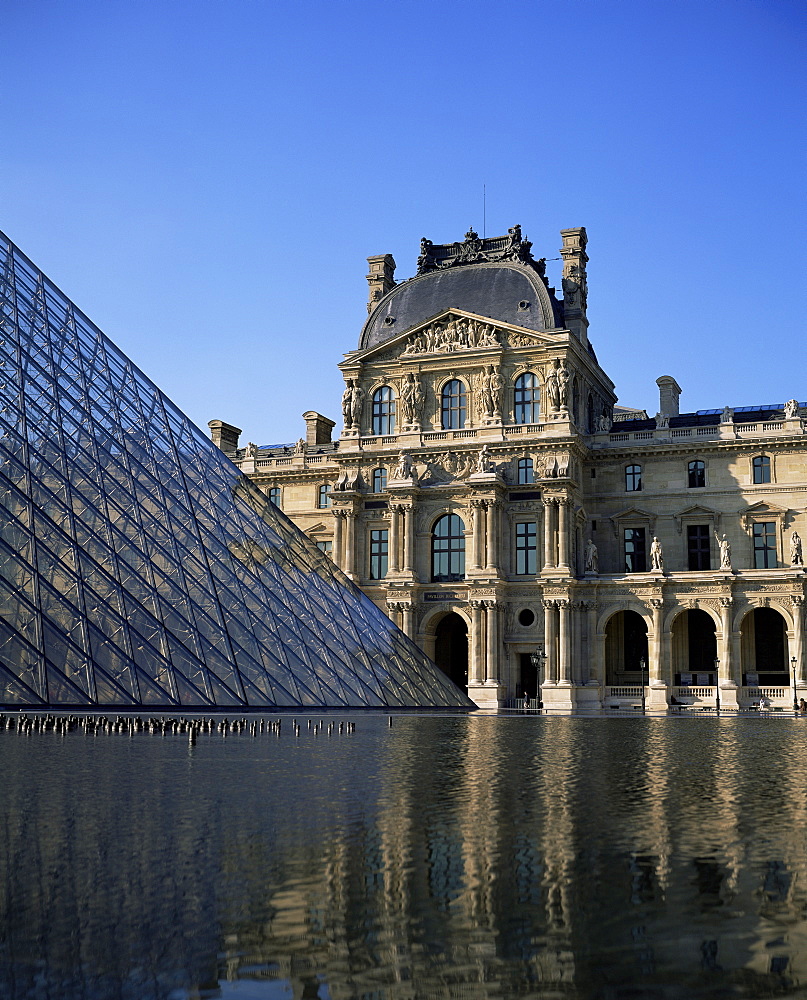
(349, 382, 365, 428)
(655, 411, 669, 429)
(488, 365, 505, 416)
(401, 316, 502, 357)
(597, 412, 611, 432)
(721, 406, 733, 423)
(293, 437, 306, 455)
(342, 379, 354, 426)
(785, 399, 800, 419)
(393, 451, 415, 481)
(557, 360, 571, 410)
(791, 530, 803, 567)
(715, 531, 732, 571)
(476, 444, 493, 474)
(584, 538, 598, 574)
(244, 441, 258, 459)
(400, 372, 425, 426)
(544, 363, 560, 413)
(650, 536, 664, 572)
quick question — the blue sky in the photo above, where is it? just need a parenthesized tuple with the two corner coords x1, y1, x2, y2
(4, 0, 805, 444)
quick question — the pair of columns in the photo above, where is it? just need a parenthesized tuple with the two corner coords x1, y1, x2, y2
(543, 599, 599, 686)
(388, 504, 414, 575)
(542, 498, 571, 572)
(331, 508, 356, 577)
(387, 601, 415, 638)
(469, 600, 500, 684)
(470, 499, 499, 573)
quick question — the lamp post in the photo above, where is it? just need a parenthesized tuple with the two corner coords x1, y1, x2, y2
(640, 656, 646, 714)
(530, 644, 546, 711)
(714, 657, 720, 713)
(792, 656, 799, 713)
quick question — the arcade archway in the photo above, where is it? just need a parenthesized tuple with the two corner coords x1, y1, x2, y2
(670, 609, 718, 684)
(605, 610, 648, 686)
(433, 612, 469, 692)
(740, 607, 789, 685)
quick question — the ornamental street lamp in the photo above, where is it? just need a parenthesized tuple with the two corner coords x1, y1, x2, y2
(714, 657, 721, 713)
(530, 644, 546, 711)
(792, 656, 799, 713)
(640, 656, 647, 714)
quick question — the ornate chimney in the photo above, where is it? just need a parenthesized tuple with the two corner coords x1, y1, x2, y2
(559, 227, 589, 345)
(366, 254, 396, 314)
(656, 376, 682, 417)
(208, 420, 242, 457)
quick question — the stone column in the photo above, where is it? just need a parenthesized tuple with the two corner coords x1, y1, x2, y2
(344, 511, 356, 578)
(389, 505, 401, 574)
(543, 499, 556, 570)
(485, 601, 498, 682)
(402, 603, 414, 639)
(587, 603, 598, 684)
(650, 600, 664, 683)
(793, 596, 805, 683)
(469, 601, 484, 683)
(333, 510, 344, 569)
(403, 507, 415, 575)
(720, 598, 734, 680)
(386, 601, 402, 629)
(543, 600, 556, 684)
(471, 500, 484, 571)
(557, 600, 571, 685)
(558, 500, 570, 572)
(485, 501, 498, 573)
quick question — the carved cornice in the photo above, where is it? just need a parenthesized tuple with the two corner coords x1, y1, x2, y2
(417, 225, 541, 275)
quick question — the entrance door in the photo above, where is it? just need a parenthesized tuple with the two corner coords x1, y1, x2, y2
(434, 612, 468, 692)
(519, 653, 538, 698)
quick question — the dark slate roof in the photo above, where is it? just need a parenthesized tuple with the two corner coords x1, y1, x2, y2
(359, 263, 563, 351)
(611, 403, 804, 432)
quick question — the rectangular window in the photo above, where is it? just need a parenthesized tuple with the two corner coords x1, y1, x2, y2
(687, 524, 711, 570)
(753, 456, 771, 484)
(624, 527, 646, 573)
(515, 521, 537, 575)
(316, 540, 332, 556)
(753, 521, 777, 568)
(369, 529, 388, 579)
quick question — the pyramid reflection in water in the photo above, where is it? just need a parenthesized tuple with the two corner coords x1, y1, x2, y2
(0, 233, 473, 709)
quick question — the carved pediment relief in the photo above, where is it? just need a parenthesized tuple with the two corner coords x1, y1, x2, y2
(357, 309, 553, 365)
(740, 500, 789, 531)
(673, 504, 719, 534)
(609, 506, 657, 538)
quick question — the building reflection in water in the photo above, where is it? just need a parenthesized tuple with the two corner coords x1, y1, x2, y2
(2, 715, 807, 999)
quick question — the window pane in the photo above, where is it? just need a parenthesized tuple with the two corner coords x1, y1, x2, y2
(318, 484, 332, 508)
(753, 521, 776, 568)
(687, 524, 711, 570)
(514, 373, 540, 425)
(517, 458, 534, 485)
(441, 380, 466, 430)
(372, 468, 387, 493)
(372, 386, 396, 435)
(624, 527, 646, 572)
(515, 521, 537, 575)
(369, 529, 388, 579)
(753, 456, 771, 484)
(625, 465, 642, 491)
(432, 514, 465, 581)
(688, 461, 705, 488)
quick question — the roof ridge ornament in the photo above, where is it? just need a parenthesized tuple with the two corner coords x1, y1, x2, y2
(416, 224, 543, 275)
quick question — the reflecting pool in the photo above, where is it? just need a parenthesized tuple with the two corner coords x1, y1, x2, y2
(3, 713, 807, 999)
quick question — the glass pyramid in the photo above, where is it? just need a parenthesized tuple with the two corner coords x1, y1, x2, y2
(0, 232, 473, 710)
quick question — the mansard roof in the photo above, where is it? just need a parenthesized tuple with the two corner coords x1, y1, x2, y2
(359, 227, 564, 351)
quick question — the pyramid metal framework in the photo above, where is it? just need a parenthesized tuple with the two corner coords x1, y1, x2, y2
(0, 233, 473, 709)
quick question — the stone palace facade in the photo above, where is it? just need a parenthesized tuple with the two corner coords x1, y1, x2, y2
(211, 225, 807, 711)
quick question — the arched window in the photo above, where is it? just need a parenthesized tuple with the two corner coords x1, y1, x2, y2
(431, 513, 466, 582)
(625, 464, 642, 492)
(688, 460, 705, 488)
(268, 487, 281, 507)
(753, 455, 771, 484)
(517, 457, 534, 484)
(441, 380, 466, 430)
(514, 372, 540, 424)
(372, 467, 387, 493)
(372, 386, 396, 435)
(317, 483, 332, 508)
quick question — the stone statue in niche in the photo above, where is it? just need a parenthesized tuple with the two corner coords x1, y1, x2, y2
(791, 530, 803, 567)
(584, 539, 598, 574)
(400, 372, 425, 426)
(597, 413, 611, 432)
(349, 383, 365, 428)
(785, 399, 800, 419)
(342, 380, 355, 426)
(544, 365, 560, 413)
(557, 360, 571, 410)
(714, 532, 732, 571)
(650, 536, 664, 572)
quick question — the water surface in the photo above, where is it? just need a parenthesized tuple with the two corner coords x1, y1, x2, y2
(3, 714, 807, 999)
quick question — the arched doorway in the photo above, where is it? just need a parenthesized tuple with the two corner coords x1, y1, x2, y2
(741, 607, 789, 685)
(605, 610, 648, 685)
(434, 612, 468, 691)
(671, 609, 718, 684)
